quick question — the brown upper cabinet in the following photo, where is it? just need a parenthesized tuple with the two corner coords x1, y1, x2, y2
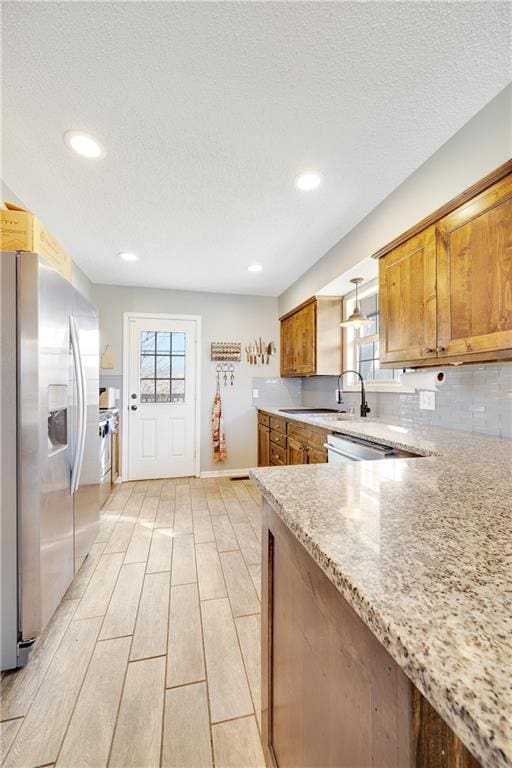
(377, 161, 512, 368)
(280, 296, 343, 377)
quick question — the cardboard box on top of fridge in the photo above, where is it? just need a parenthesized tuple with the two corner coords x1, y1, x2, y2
(0, 202, 72, 281)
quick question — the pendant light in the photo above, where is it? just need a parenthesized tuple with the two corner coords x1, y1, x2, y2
(340, 277, 373, 328)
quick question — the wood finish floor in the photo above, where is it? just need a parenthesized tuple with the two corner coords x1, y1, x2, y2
(0, 477, 265, 768)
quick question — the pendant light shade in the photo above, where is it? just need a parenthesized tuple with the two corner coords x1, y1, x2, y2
(340, 277, 373, 328)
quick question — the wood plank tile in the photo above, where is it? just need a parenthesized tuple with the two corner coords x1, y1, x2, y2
(171, 534, 196, 585)
(162, 682, 212, 768)
(233, 521, 261, 566)
(109, 656, 165, 768)
(95, 511, 121, 543)
(0, 719, 22, 763)
(0, 599, 79, 719)
(130, 571, 170, 661)
(201, 598, 253, 723)
(221, 492, 248, 525)
(74, 553, 124, 620)
(105, 486, 133, 511)
(103, 519, 135, 554)
(236, 614, 262, 728)
(241, 499, 263, 541)
(65, 542, 105, 599)
(146, 479, 163, 497)
(3, 617, 101, 768)
(173, 500, 193, 534)
(192, 507, 215, 544)
(139, 495, 159, 524)
(220, 551, 260, 617)
(195, 542, 227, 601)
(160, 479, 177, 501)
(123, 493, 144, 519)
(124, 521, 153, 564)
(212, 716, 265, 768)
(155, 498, 174, 528)
(99, 562, 145, 640)
(190, 486, 208, 510)
(166, 583, 205, 688)
(231, 482, 252, 502)
(55, 636, 131, 768)
(212, 515, 238, 552)
(206, 489, 227, 516)
(130, 481, 148, 495)
(146, 527, 173, 573)
(248, 563, 262, 601)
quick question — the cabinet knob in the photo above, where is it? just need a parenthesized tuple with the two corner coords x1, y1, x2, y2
(436, 346, 446, 353)
(423, 348, 435, 354)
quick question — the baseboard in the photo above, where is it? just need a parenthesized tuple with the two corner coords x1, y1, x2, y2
(200, 468, 253, 479)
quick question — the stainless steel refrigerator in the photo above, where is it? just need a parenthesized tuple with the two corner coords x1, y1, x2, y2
(1, 251, 100, 670)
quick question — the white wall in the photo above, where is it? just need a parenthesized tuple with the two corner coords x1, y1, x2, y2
(92, 283, 280, 474)
(279, 84, 512, 315)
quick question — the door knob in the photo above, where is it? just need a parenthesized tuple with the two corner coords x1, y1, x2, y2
(130, 404, 138, 411)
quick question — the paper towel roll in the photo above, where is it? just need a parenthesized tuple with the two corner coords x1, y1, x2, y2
(399, 370, 446, 391)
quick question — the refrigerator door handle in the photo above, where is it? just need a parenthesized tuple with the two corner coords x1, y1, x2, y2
(76, 320, 88, 492)
(70, 316, 84, 494)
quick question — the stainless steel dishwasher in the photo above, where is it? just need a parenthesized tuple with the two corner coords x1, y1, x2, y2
(325, 432, 421, 463)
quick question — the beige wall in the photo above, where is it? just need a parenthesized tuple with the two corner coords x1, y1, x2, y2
(92, 283, 280, 473)
(279, 84, 512, 315)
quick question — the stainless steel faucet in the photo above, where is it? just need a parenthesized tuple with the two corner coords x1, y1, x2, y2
(336, 370, 371, 417)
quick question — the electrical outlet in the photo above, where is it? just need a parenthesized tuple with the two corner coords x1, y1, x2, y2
(252, 388, 259, 399)
(419, 390, 436, 411)
(114, 388, 121, 400)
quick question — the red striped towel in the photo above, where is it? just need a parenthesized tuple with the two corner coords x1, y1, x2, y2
(212, 386, 227, 462)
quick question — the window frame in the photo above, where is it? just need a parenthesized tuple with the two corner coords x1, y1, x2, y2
(342, 280, 414, 393)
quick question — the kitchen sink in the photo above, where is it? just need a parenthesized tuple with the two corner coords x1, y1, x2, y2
(278, 408, 346, 414)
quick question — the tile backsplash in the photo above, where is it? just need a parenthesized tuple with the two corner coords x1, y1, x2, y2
(277, 363, 512, 439)
(251, 377, 302, 408)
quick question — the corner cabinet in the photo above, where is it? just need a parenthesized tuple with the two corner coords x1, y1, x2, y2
(378, 162, 512, 368)
(280, 296, 343, 377)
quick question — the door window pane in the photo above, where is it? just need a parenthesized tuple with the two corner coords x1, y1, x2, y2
(172, 355, 185, 378)
(156, 380, 171, 402)
(172, 333, 186, 353)
(141, 332, 156, 352)
(171, 379, 185, 402)
(156, 332, 171, 352)
(140, 379, 156, 403)
(156, 355, 171, 378)
(140, 355, 155, 377)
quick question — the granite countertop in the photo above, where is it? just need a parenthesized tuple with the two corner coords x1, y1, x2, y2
(251, 408, 512, 768)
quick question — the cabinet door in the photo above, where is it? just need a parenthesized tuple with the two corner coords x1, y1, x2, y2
(293, 302, 316, 375)
(287, 436, 306, 465)
(280, 315, 295, 376)
(379, 227, 437, 365)
(307, 445, 328, 464)
(436, 174, 512, 359)
(258, 424, 270, 467)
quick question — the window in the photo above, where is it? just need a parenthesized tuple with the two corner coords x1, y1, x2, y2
(344, 286, 401, 385)
(139, 331, 186, 403)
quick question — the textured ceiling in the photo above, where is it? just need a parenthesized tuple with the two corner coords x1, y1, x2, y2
(2, 2, 510, 295)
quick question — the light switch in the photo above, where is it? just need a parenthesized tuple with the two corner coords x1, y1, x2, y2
(419, 390, 436, 411)
(252, 389, 259, 399)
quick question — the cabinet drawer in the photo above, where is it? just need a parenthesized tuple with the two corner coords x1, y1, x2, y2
(270, 416, 286, 434)
(270, 430, 287, 448)
(270, 442, 286, 465)
(258, 411, 270, 427)
(287, 422, 307, 442)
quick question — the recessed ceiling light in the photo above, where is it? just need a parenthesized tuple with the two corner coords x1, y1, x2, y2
(248, 264, 262, 273)
(64, 130, 106, 159)
(294, 172, 322, 191)
(118, 252, 138, 262)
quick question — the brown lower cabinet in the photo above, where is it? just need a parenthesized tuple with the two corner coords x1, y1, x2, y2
(261, 500, 481, 768)
(257, 412, 328, 467)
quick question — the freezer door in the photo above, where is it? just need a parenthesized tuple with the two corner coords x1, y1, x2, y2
(72, 289, 100, 572)
(19, 252, 74, 640)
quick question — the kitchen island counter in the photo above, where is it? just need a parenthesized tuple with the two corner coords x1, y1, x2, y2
(251, 420, 512, 768)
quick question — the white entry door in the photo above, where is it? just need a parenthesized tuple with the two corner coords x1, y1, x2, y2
(126, 314, 199, 480)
